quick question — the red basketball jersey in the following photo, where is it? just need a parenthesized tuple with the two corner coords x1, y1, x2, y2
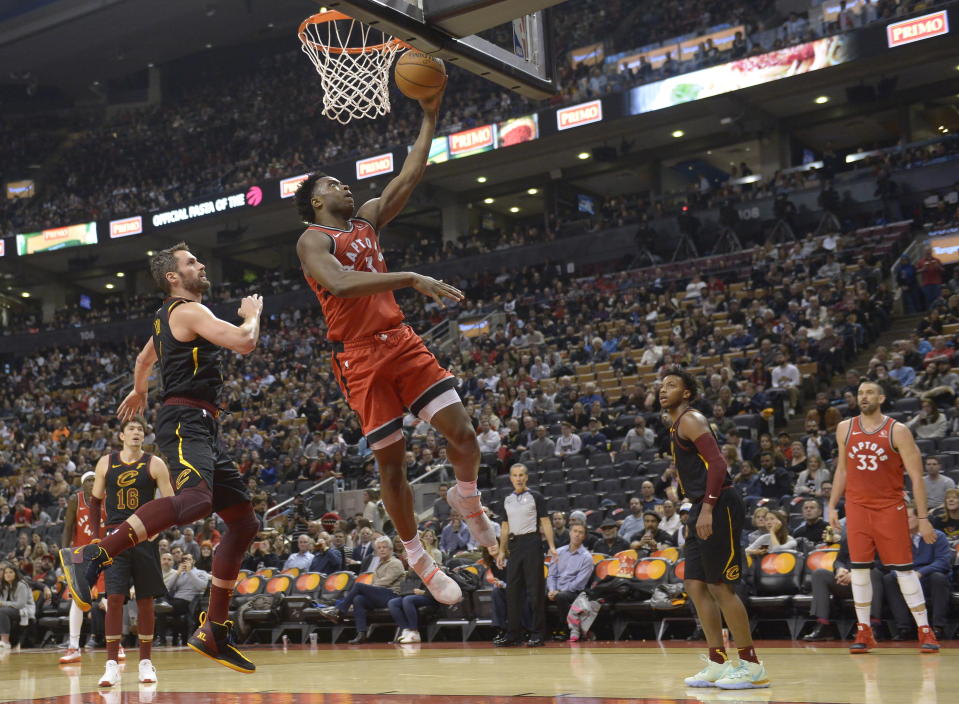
(72, 491, 105, 547)
(844, 415, 905, 509)
(303, 218, 404, 341)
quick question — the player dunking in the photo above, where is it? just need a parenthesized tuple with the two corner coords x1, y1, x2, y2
(829, 380, 941, 653)
(59, 243, 264, 673)
(661, 370, 771, 690)
(294, 85, 496, 605)
(58, 470, 106, 664)
(90, 416, 174, 687)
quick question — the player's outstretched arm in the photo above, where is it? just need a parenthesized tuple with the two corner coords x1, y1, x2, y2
(894, 421, 937, 543)
(828, 420, 850, 530)
(118, 338, 158, 422)
(88, 456, 108, 537)
(297, 230, 464, 308)
(357, 83, 445, 230)
(177, 297, 263, 356)
(151, 456, 175, 498)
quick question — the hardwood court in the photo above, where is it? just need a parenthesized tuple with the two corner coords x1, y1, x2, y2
(1, 641, 953, 704)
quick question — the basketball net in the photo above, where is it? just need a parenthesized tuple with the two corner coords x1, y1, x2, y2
(298, 11, 407, 125)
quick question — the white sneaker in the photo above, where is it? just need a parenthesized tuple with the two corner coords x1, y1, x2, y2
(59, 648, 82, 664)
(411, 553, 462, 605)
(0, 641, 11, 650)
(117, 646, 126, 661)
(396, 629, 413, 644)
(715, 659, 771, 690)
(446, 486, 497, 548)
(684, 654, 733, 687)
(99, 660, 121, 687)
(405, 629, 421, 643)
(138, 659, 158, 684)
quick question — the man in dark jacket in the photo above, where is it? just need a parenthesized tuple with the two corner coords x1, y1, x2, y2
(308, 534, 343, 574)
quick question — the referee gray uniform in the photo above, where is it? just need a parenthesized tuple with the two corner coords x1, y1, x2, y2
(503, 489, 548, 641)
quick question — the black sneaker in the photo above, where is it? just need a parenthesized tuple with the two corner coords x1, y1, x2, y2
(187, 612, 255, 674)
(58, 545, 112, 612)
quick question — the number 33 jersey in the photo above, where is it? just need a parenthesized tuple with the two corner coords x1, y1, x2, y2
(104, 452, 157, 526)
(843, 415, 905, 509)
(303, 218, 404, 342)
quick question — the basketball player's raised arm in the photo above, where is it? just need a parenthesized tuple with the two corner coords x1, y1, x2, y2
(297, 230, 464, 306)
(893, 421, 937, 544)
(178, 298, 262, 356)
(828, 420, 850, 531)
(357, 85, 445, 230)
(117, 338, 158, 422)
(150, 456, 175, 498)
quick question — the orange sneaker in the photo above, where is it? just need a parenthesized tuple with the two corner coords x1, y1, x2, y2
(59, 648, 82, 664)
(849, 623, 877, 654)
(918, 626, 940, 654)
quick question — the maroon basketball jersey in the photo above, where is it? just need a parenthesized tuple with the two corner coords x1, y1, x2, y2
(303, 218, 404, 341)
(844, 415, 905, 509)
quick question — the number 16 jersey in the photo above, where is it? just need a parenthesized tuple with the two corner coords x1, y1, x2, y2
(104, 452, 157, 527)
(843, 415, 904, 510)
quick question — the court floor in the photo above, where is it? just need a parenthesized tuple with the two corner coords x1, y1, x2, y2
(1, 640, 953, 704)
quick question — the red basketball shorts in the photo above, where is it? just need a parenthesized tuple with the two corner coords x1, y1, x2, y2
(845, 500, 914, 570)
(330, 325, 459, 449)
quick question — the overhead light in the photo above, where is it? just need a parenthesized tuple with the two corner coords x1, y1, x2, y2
(20, 292, 30, 298)
(105, 283, 115, 290)
(815, 95, 829, 104)
(483, 197, 494, 204)
(147, 62, 155, 68)
(476, 176, 487, 183)
(577, 152, 590, 160)
(116, 272, 125, 278)
(205, 43, 213, 49)
(672, 130, 684, 138)
(707, 150, 712, 155)
(146, 250, 155, 256)
(509, 207, 520, 213)
(527, 188, 539, 195)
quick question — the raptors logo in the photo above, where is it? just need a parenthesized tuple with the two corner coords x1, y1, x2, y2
(724, 565, 741, 581)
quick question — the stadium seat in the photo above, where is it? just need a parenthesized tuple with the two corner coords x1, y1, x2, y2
(588, 452, 614, 466)
(594, 465, 619, 480)
(748, 551, 805, 639)
(563, 455, 587, 469)
(566, 467, 591, 483)
(232, 575, 268, 610)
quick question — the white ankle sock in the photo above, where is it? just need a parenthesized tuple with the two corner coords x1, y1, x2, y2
(402, 535, 426, 565)
(850, 569, 873, 625)
(456, 480, 478, 498)
(894, 570, 929, 628)
(68, 600, 83, 649)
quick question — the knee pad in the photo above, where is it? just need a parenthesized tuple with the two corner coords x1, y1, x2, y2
(172, 484, 213, 525)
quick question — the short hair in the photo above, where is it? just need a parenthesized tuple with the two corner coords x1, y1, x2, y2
(374, 535, 393, 549)
(150, 242, 191, 294)
(294, 172, 328, 223)
(857, 380, 883, 393)
(121, 416, 147, 433)
(510, 463, 529, 475)
(664, 367, 699, 402)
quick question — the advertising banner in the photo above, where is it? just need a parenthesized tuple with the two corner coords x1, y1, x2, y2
(280, 173, 310, 199)
(629, 35, 853, 116)
(151, 188, 259, 228)
(557, 100, 603, 130)
(426, 136, 450, 165)
(6, 180, 34, 200)
(929, 232, 959, 265)
(449, 124, 496, 159)
(16, 221, 98, 255)
(0, 240, 5, 257)
(497, 114, 539, 147)
(355, 153, 394, 180)
(886, 10, 949, 47)
(569, 42, 604, 68)
(109, 216, 143, 239)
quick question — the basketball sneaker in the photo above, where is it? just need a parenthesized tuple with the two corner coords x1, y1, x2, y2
(98, 660, 121, 687)
(715, 659, 771, 689)
(59, 648, 82, 664)
(187, 612, 255, 674)
(410, 552, 462, 605)
(138, 659, 158, 684)
(918, 626, 940, 654)
(446, 486, 497, 548)
(849, 623, 878, 654)
(58, 544, 112, 612)
(684, 654, 732, 687)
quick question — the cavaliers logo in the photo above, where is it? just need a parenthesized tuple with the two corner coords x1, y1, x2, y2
(153, 319, 161, 335)
(724, 565, 741, 581)
(117, 470, 139, 487)
(175, 468, 193, 490)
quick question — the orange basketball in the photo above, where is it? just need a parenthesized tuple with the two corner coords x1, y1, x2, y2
(394, 50, 446, 100)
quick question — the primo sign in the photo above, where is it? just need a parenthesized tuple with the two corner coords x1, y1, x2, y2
(886, 10, 949, 47)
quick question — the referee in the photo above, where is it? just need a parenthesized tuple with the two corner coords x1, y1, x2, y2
(492, 463, 556, 647)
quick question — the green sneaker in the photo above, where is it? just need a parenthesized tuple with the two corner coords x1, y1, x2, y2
(684, 654, 733, 687)
(715, 659, 771, 690)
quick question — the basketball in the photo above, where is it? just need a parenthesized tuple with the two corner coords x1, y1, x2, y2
(394, 50, 446, 100)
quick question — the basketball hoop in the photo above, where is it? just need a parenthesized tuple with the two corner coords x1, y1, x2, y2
(298, 11, 409, 125)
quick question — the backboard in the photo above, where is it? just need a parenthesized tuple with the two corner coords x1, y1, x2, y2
(318, 0, 560, 98)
